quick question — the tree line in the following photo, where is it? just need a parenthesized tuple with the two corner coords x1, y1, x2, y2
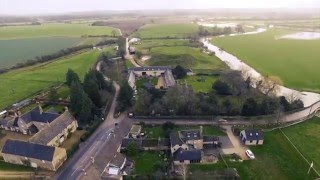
(66, 68, 114, 125)
(133, 70, 304, 117)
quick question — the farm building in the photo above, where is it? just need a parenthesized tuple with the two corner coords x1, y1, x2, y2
(240, 129, 264, 145)
(0, 106, 77, 140)
(129, 38, 141, 44)
(29, 110, 78, 146)
(1, 139, 67, 171)
(127, 66, 176, 90)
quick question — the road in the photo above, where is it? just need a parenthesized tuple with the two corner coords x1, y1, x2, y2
(54, 81, 122, 179)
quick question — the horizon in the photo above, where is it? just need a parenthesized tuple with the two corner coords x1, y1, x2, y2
(1, 0, 320, 16)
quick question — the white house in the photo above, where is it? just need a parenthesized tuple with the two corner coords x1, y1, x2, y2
(240, 129, 264, 145)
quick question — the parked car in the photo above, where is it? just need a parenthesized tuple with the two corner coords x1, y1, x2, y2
(245, 149, 255, 159)
(128, 112, 134, 118)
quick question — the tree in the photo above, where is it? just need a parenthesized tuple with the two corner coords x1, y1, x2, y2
(83, 70, 102, 108)
(117, 81, 134, 112)
(212, 80, 232, 95)
(111, 29, 117, 37)
(127, 142, 139, 156)
(235, 24, 244, 33)
(134, 89, 152, 115)
(78, 94, 93, 124)
(66, 69, 80, 86)
(48, 88, 59, 101)
(260, 98, 279, 115)
(241, 98, 260, 116)
(172, 65, 187, 79)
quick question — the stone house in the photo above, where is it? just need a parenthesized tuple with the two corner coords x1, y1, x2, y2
(1, 139, 67, 171)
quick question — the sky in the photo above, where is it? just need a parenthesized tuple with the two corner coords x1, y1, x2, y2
(0, 0, 319, 15)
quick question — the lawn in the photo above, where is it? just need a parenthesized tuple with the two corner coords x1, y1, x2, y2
(146, 46, 227, 70)
(133, 23, 199, 39)
(189, 129, 319, 179)
(180, 75, 218, 93)
(0, 23, 120, 39)
(213, 28, 320, 92)
(134, 39, 191, 51)
(0, 161, 33, 172)
(135, 77, 158, 89)
(0, 48, 107, 109)
(128, 151, 166, 174)
(0, 37, 82, 68)
(282, 117, 320, 173)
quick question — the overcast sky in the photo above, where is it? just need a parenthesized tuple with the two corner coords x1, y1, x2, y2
(1, 0, 319, 15)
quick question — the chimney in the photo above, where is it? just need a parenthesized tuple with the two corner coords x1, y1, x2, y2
(200, 126, 203, 137)
(64, 106, 69, 112)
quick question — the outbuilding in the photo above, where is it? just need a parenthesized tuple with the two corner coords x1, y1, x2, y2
(240, 129, 264, 145)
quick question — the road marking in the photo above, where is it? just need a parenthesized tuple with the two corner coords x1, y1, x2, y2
(71, 167, 79, 176)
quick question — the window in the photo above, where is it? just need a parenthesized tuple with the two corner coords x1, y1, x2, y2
(250, 140, 253, 143)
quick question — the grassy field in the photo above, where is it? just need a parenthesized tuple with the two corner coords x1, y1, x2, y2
(134, 39, 190, 51)
(0, 23, 120, 39)
(282, 117, 320, 173)
(189, 128, 319, 179)
(146, 46, 226, 70)
(180, 75, 218, 93)
(213, 28, 320, 92)
(133, 23, 199, 39)
(0, 37, 82, 68)
(0, 48, 107, 109)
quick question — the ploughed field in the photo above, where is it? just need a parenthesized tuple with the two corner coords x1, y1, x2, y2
(0, 48, 107, 109)
(212, 29, 320, 92)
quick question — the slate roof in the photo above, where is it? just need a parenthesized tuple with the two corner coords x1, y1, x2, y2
(20, 107, 59, 124)
(2, 139, 55, 161)
(29, 111, 76, 145)
(109, 153, 126, 168)
(128, 66, 171, 72)
(170, 132, 184, 147)
(180, 129, 202, 141)
(164, 69, 176, 87)
(243, 129, 264, 141)
(173, 148, 202, 161)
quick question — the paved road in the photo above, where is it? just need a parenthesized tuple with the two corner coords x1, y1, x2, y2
(54, 81, 121, 180)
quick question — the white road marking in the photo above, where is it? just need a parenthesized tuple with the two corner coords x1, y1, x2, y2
(71, 167, 79, 176)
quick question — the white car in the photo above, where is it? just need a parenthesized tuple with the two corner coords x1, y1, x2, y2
(245, 149, 255, 159)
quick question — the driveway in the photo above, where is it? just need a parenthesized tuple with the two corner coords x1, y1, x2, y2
(221, 125, 249, 160)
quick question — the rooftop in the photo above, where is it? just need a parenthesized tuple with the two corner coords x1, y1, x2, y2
(2, 139, 56, 161)
(129, 125, 142, 135)
(243, 129, 264, 141)
(20, 107, 60, 124)
(109, 152, 126, 168)
(170, 132, 184, 147)
(173, 148, 202, 161)
(128, 66, 171, 72)
(29, 111, 76, 145)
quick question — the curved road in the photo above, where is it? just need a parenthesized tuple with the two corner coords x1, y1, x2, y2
(54, 63, 132, 179)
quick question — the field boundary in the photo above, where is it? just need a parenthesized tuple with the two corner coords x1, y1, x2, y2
(279, 128, 320, 177)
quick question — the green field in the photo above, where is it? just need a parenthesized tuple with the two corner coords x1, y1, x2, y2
(146, 46, 226, 70)
(0, 23, 120, 39)
(189, 128, 319, 179)
(213, 29, 320, 92)
(0, 37, 83, 68)
(0, 48, 107, 109)
(180, 75, 218, 93)
(282, 117, 320, 173)
(128, 151, 166, 174)
(133, 23, 199, 39)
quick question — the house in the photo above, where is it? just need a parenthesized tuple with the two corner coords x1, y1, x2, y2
(172, 148, 202, 165)
(240, 129, 264, 145)
(1, 139, 67, 171)
(107, 152, 127, 175)
(127, 66, 176, 90)
(29, 110, 78, 146)
(128, 125, 142, 138)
